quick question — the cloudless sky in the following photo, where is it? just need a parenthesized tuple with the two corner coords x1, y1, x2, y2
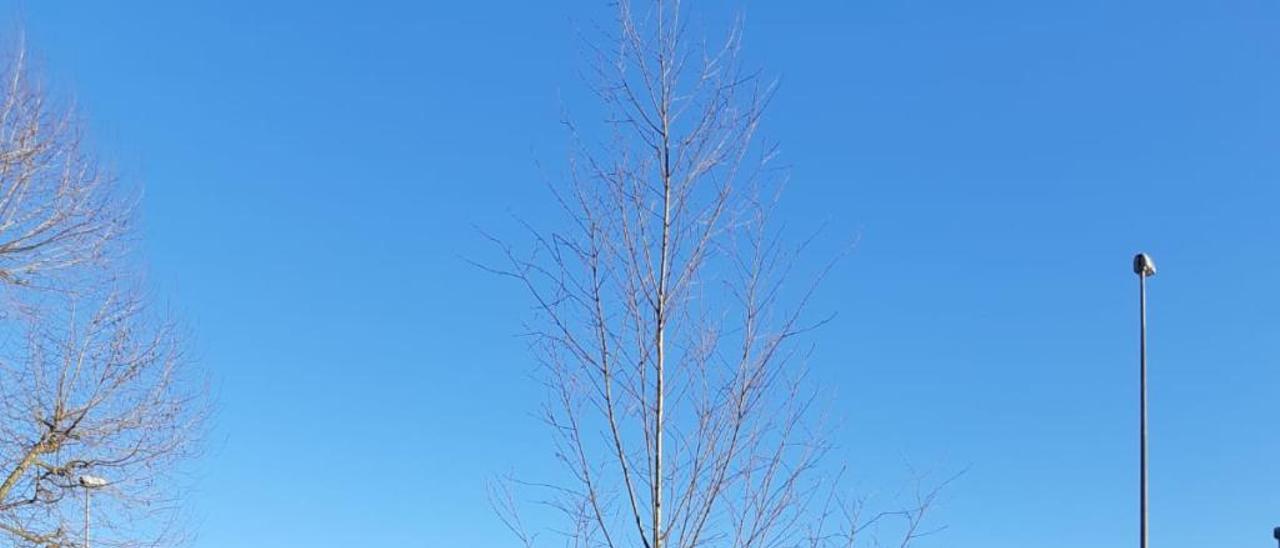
(6, 1, 1279, 546)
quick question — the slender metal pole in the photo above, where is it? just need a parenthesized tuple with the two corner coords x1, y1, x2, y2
(84, 486, 90, 548)
(1139, 272, 1148, 548)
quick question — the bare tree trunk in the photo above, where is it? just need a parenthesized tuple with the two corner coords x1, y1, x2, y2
(653, 74, 672, 548)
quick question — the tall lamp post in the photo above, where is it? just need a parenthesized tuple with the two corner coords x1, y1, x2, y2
(1133, 253, 1156, 548)
(78, 474, 107, 548)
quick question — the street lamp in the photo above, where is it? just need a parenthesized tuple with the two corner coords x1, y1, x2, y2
(78, 475, 107, 548)
(1132, 253, 1156, 548)
(1272, 526, 1279, 548)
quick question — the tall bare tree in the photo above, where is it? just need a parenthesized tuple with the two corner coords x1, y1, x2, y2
(0, 285, 201, 547)
(0, 44, 128, 289)
(0, 43, 204, 547)
(490, 2, 946, 547)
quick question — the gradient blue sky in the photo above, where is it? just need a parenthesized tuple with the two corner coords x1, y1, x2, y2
(8, 1, 1278, 546)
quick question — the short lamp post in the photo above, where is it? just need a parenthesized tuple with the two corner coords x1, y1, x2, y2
(78, 475, 107, 548)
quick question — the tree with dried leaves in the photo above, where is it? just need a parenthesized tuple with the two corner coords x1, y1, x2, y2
(489, 2, 949, 547)
(0, 44, 204, 547)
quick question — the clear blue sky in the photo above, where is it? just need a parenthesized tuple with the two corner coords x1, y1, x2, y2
(8, 1, 1278, 546)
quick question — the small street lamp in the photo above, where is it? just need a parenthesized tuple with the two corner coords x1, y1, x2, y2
(78, 475, 107, 548)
